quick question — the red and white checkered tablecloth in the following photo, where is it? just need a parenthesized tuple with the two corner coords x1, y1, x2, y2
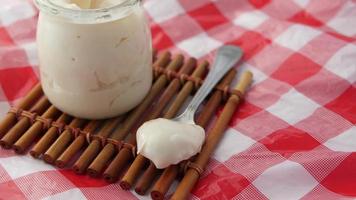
(0, 0, 356, 199)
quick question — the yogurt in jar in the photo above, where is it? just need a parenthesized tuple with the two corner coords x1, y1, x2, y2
(35, 0, 152, 119)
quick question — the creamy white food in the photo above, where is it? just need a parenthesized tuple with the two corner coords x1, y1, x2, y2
(137, 118, 205, 169)
(37, 0, 152, 119)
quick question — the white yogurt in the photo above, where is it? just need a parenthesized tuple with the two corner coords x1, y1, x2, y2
(137, 118, 205, 169)
(36, 0, 152, 119)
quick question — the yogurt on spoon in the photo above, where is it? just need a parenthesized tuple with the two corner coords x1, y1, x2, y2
(137, 118, 205, 169)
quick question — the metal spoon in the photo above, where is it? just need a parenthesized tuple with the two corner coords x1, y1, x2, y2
(173, 45, 243, 124)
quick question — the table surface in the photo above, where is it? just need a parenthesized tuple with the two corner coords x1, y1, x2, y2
(0, 0, 355, 199)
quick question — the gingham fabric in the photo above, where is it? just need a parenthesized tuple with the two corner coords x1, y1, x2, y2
(0, 0, 355, 199)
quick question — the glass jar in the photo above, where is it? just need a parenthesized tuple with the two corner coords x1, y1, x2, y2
(34, 0, 152, 119)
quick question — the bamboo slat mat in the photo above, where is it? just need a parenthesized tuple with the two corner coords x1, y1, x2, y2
(0, 51, 251, 200)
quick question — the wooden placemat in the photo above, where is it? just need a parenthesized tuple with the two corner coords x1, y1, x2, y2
(0, 51, 252, 200)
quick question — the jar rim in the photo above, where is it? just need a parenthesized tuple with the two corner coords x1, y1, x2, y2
(35, 0, 140, 23)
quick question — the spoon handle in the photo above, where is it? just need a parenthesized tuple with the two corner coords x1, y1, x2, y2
(178, 45, 243, 123)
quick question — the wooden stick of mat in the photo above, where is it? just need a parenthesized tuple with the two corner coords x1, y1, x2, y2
(12, 105, 61, 153)
(55, 120, 103, 168)
(101, 55, 191, 183)
(134, 69, 236, 195)
(0, 83, 42, 138)
(86, 52, 173, 177)
(150, 69, 236, 199)
(0, 96, 51, 149)
(12, 106, 61, 153)
(29, 114, 72, 158)
(171, 71, 253, 200)
(72, 116, 124, 174)
(119, 60, 208, 192)
(43, 118, 87, 164)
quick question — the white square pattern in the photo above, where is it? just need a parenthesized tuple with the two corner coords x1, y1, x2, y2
(327, 2, 356, 37)
(253, 160, 318, 200)
(293, 0, 310, 8)
(0, 155, 55, 179)
(267, 88, 320, 124)
(324, 126, 356, 152)
(274, 24, 321, 51)
(144, 0, 185, 23)
(0, 0, 35, 26)
(325, 44, 356, 84)
(42, 188, 87, 200)
(177, 33, 222, 58)
(212, 128, 256, 162)
(233, 10, 269, 30)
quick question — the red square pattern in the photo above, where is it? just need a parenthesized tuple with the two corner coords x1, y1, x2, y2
(321, 153, 356, 196)
(178, 0, 212, 12)
(228, 31, 271, 61)
(0, 27, 14, 46)
(192, 164, 250, 200)
(259, 126, 321, 158)
(0, 67, 38, 101)
(302, 184, 354, 200)
(230, 102, 263, 127)
(248, 0, 271, 9)
(271, 53, 322, 86)
(325, 86, 356, 124)
(246, 78, 291, 109)
(289, 11, 323, 27)
(188, 2, 230, 31)
(295, 69, 351, 105)
(295, 107, 353, 143)
(150, 23, 175, 50)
